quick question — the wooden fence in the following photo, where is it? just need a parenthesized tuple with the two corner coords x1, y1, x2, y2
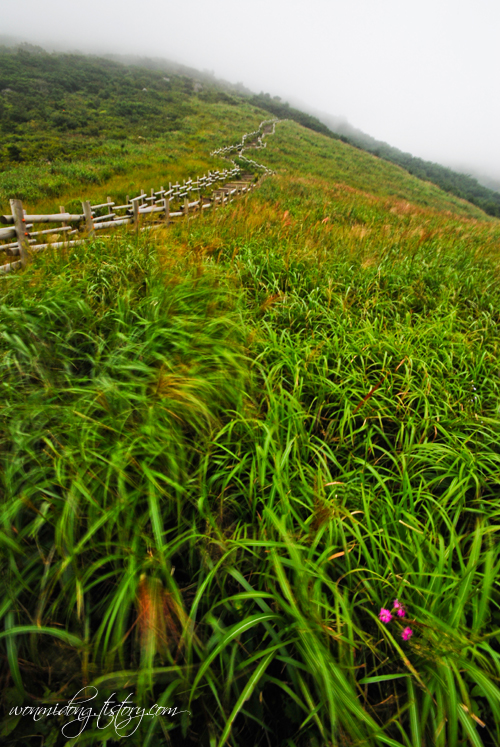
(0, 119, 279, 275)
(211, 119, 279, 173)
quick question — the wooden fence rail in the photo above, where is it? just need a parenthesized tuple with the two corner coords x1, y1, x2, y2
(0, 119, 279, 275)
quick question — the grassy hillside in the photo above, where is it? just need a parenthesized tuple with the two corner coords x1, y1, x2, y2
(2, 53, 500, 747)
(0, 98, 262, 214)
(3, 46, 500, 221)
(252, 121, 493, 218)
(0, 46, 269, 211)
(0, 46, 246, 165)
(315, 110, 500, 217)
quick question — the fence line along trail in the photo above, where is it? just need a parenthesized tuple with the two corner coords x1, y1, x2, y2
(0, 119, 280, 275)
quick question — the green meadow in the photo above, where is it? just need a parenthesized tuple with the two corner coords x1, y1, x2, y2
(2, 110, 500, 747)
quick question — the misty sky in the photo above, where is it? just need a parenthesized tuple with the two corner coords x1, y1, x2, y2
(2, 0, 500, 182)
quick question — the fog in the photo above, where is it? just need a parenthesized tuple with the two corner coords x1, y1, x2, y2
(2, 0, 500, 185)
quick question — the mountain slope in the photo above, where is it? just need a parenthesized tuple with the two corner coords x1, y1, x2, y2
(2, 138, 500, 746)
(251, 120, 492, 218)
(2, 46, 500, 222)
(2, 49, 500, 747)
(312, 109, 500, 216)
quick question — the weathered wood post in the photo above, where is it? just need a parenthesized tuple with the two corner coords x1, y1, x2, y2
(10, 199, 30, 268)
(82, 201, 95, 238)
(107, 197, 113, 214)
(163, 197, 170, 225)
(197, 182, 202, 216)
(59, 205, 68, 248)
(133, 201, 140, 231)
(184, 197, 189, 218)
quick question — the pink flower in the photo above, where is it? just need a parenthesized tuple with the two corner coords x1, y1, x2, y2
(401, 627, 413, 641)
(379, 608, 392, 624)
(393, 599, 406, 617)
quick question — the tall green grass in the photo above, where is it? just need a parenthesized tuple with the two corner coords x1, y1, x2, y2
(1, 123, 500, 746)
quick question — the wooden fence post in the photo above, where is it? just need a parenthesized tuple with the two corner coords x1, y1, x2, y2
(164, 197, 170, 225)
(60, 205, 68, 247)
(10, 199, 30, 267)
(184, 198, 189, 218)
(82, 201, 95, 238)
(133, 201, 139, 231)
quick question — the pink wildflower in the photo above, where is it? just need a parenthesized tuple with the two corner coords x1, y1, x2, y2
(393, 599, 406, 617)
(401, 627, 413, 641)
(379, 608, 392, 624)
